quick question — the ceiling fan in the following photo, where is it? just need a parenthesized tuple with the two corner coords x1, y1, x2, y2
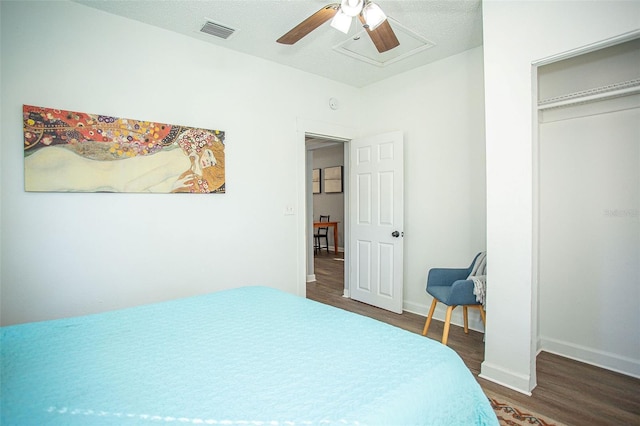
(277, 0, 400, 53)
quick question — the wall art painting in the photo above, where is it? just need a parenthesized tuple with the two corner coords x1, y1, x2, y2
(23, 104, 225, 193)
(323, 165, 343, 193)
(312, 168, 321, 194)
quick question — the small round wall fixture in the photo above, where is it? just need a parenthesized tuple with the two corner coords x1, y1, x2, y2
(329, 97, 340, 110)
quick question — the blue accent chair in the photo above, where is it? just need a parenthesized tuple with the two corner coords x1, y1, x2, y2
(421, 253, 487, 345)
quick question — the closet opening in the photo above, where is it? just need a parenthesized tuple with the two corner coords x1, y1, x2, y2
(534, 35, 640, 378)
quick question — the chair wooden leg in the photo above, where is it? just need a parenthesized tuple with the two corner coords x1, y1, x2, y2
(422, 298, 438, 336)
(478, 305, 487, 327)
(463, 306, 469, 334)
(442, 305, 455, 345)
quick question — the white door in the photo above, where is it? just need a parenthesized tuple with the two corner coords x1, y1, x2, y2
(349, 131, 404, 313)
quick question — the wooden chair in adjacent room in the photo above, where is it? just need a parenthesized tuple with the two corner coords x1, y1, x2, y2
(314, 215, 330, 254)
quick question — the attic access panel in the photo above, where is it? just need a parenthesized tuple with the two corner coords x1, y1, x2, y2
(333, 18, 435, 67)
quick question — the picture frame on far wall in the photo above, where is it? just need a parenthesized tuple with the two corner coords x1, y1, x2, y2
(324, 166, 343, 193)
(312, 168, 321, 194)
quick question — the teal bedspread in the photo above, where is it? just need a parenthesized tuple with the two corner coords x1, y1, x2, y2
(1, 286, 498, 425)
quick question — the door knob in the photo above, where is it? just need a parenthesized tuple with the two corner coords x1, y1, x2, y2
(392, 231, 400, 238)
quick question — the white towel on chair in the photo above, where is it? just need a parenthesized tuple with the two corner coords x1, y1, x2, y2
(468, 252, 487, 308)
(472, 276, 487, 308)
(468, 252, 487, 278)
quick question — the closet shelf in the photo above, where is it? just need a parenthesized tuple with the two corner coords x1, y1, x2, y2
(538, 78, 640, 110)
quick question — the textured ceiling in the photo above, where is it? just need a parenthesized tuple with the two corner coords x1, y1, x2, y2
(73, 0, 483, 88)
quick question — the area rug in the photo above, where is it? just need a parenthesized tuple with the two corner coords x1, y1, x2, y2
(485, 390, 567, 426)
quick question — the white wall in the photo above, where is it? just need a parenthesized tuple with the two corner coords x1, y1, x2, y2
(361, 47, 487, 329)
(482, 0, 640, 393)
(1, 1, 489, 329)
(0, 0, 361, 325)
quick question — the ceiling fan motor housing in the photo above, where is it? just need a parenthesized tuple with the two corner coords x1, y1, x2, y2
(340, 0, 364, 17)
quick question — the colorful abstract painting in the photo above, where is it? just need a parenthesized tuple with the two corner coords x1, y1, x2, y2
(23, 105, 225, 193)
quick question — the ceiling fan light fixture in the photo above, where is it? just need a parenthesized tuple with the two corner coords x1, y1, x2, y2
(277, 0, 399, 53)
(340, 0, 364, 17)
(362, 2, 387, 31)
(330, 9, 352, 34)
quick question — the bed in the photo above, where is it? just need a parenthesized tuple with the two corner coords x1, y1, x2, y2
(1, 286, 498, 425)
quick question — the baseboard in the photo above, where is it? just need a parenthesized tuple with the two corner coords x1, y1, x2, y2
(479, 362, 533, 396)
(306, 274, 316, 283)
(540, 336, 640, 379)
(403, 300, 485, 333)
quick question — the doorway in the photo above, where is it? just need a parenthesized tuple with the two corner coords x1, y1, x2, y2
(303, 130, 405, 314)
(305, 136, 348, 300)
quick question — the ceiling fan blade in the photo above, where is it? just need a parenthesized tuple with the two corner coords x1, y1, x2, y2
(359, 16, 400, 53)
(277, 4, 339, 45)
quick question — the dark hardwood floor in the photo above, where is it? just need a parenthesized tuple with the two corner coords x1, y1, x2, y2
(307, 251, 640, 426)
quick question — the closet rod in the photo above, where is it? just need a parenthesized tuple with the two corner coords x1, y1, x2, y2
(538, 83, 640, 111)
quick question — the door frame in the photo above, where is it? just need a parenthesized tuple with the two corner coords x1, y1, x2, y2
(305, 136, 350, 296)
(296, 118, 356, 298)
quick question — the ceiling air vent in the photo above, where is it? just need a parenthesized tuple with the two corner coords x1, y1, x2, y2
(200, 20, 235, 40)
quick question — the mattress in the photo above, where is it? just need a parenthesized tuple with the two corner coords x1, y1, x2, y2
(1, 286, 498, 425)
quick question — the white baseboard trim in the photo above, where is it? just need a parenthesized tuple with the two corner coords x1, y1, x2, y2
(540, 336, 640, 379)
(403, 300, 485, 333)
(306, 274, 316, 283)
(479, 362, 533, 396)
